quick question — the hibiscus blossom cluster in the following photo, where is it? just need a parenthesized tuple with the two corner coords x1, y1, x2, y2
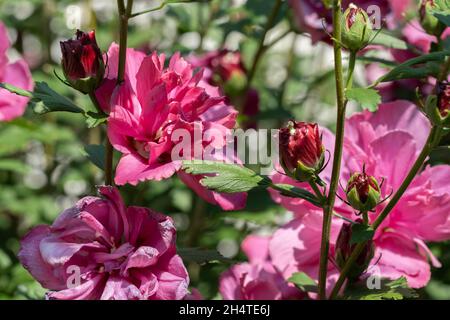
(2, 0, 449, 302)
(220, 101, 450, 298)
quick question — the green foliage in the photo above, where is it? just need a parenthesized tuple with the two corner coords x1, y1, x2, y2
(182, 160, 271, 193)
(431, 0, 450, 26)
(288, 272, 318, 293)
(346, 88, 381, 111)
(346, 277, 418, 300)
(350, 223, 374, 245)
(0, 82, 84, 114)
(372, 51, 450, 85)
(83, 144, 105, 171)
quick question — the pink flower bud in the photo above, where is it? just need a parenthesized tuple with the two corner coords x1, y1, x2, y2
(279, 121, 325, 181)
(60, 30, 104, 93)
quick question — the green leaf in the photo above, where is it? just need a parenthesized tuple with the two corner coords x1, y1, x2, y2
(177, 247, 231, 264)
(271, 183, 322, 207)
(85, 111, 108, 128)
(350, 223, 374, 245)
(373, 51, 450, 85)
(346, 88, 381, 111)
(346, 277, 418, 300)
(371, 31, 408, 50)
(182, 160, 271, 193)
(288, 272, 318, 293)
(83, 144, 105, 170)
(31, 82, 84, 114)
(0, 81, 84, 114)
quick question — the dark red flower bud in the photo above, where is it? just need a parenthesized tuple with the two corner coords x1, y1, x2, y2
(335, 220, 375, 280)
(346, 171, 381, 212)
(279, 121, 325, 181)
(437, 81, 450, 118)
(60, 30, 104, 94)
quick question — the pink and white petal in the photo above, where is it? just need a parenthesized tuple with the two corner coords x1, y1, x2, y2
(100, 275, 142, 300)
(18, 225, 66, 290)
(124, 246, 160, 272)
(47, 273, 106, 300)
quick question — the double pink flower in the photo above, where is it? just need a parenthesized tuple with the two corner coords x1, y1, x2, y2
(95, 44, 247, 211)
(19, 186, 189, 300)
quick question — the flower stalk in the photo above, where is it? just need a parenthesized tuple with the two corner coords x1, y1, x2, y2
(100, 0, 134, 186)
(318, 0, 347, 300)
(329, 124, 442, 299)
(245, 0, 283, 88)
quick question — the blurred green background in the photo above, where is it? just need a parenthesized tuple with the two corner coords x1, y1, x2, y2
(0, 0, 449, 300)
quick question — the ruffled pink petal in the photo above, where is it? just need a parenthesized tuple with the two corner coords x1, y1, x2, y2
(47, 273, 106, 300)
(151, 253, 189, 300)
(369, 233, 431, 289)
(18, 225, 66, 290)
(100, 275, 143, 300)
(241, 235, 270, 263)
(115, 154, 181, 185)
(219, 264, 245, 300)
(369, 131, 417, 190)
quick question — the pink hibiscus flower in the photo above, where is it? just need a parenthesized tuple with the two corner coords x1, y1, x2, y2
(18, 186, 189, 300)
(269, 100, 450, 290)
(0, 22, 33, 121)
(95, 44, 246, 211)
(219, 235, 303, 300)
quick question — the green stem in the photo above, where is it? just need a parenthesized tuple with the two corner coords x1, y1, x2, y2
(362, 211, 369, 225)
(329, 125, 441, 299)
(346, 51, 357, 89)
(318, 0, 346, 300)
(103, 0, 133, 186)
(309, 180, 325, 202)
(129, 0, 195, 18)
(117, 0, 133, 83)
(88, 92, 112, 185)
(245, 0, 283, 89)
